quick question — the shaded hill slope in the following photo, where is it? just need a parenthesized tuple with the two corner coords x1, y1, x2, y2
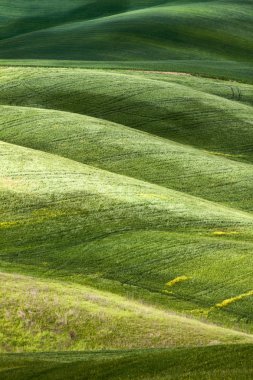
(0, 1, 252, 61)
(0, 68, 252, 163)
(0, 1, 168, 42)
(1, 0, 253, 364)
(1, 140, 253, 330)
(0, 69, 252, 333)
(1, 60, 253, 84)
(0, 105, 252, 211)
(1, 345, 253, 380)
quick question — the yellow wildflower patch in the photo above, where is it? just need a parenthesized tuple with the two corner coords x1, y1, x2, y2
(162, 289, 173, 295)
(166, 275, 190, 287)
(215, 290, 253, 309)
(0, 221, 19, 229)
(212, 231, 238, 236)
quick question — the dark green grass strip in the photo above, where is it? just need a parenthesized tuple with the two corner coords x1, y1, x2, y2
(0, 60, 252, 84)
(1, 345, 253, 379)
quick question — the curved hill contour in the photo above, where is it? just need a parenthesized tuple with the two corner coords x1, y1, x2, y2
(1, 137, 253, 333)
(0, 1, 253, 370)
(0, 68, 252, 162)
(0, 104, 252, 211)
(0, 67, 253, 339)
(0, 1, 252, 61)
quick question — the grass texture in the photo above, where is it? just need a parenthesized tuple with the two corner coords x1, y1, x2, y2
(2, 272, 252, 352)
(0, 1, 253, 63)
(0, 67, 253, 340)
(0, 60, 253, 84)
(1, 345, 253, 380)
(0, 3, 253, 375)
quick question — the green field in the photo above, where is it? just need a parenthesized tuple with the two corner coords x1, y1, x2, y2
(1, 345, 253, 380)
(0, 0, 253, 379)
(0, 0, 253, 62)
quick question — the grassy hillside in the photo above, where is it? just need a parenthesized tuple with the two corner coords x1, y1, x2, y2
(0, 1, 252, 62)
(2, 272, 252, 352)
(0, 1, 253, 374)
(1, 345, 253, 379)
(1, 135, 253, 333)
(0, 68, 253, 163)
(1, 59, 253, 84)
(0, 104, 253, 211)
(0, 66, 252, 344)
(0, 0, 167, 46)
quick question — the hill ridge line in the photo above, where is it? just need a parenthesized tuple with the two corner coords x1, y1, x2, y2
(124, 71, 253, 109)
(1, 66, 252, 114)
(1, 104, 253, 171)
(1, 138, 253, 222)
(2, 0, 251, 47)
(0, 92, 252, 169)
(2, 269, 253, 342)
(2, 0, 249, 43)
(0, 3, 170, 45)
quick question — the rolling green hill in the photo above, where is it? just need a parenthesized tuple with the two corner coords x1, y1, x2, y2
(0, 66, 253, 343)
(2, 272, 252, 352)
(1, 345, 253, 380)
(1, 59, 253, 84)
(0, 0, 253, 378)
(0, 68, 253, 162)
(0, 1, 252, 62)
(0, 103, 253, 212)
(1, 108, 253, 332)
